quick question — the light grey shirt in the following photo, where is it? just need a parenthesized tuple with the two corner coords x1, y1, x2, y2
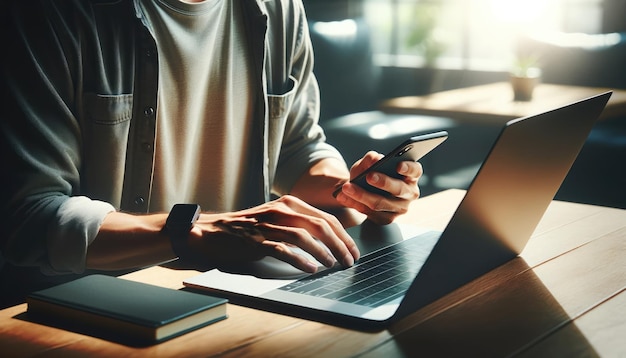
(139, 0, 256, 212)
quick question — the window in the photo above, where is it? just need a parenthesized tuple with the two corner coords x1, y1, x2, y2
(364, 0, 604, 71)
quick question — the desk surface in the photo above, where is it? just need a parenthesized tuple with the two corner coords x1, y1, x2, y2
(380, 82, 626, 124)
(1, 189, 625, 357)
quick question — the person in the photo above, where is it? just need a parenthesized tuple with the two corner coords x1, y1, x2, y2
(0, 0, 423, 304)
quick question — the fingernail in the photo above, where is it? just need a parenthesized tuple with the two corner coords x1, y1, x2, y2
(400, 162, 409, 174)
(305, 261, 319, 273)
(343, 185, 355, 195)
(343, 253, 354, 267)
(324, 255, 336, 268)
(371, 173, 380, 183)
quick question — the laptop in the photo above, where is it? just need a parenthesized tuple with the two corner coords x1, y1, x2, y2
(184, 92, 612, 330)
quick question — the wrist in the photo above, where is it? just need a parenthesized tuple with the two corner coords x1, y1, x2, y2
(88, 212, 172, 270)
(165, 204, 202, 263)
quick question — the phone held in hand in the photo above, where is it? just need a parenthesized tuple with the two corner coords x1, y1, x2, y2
(334, 131, 448, 197)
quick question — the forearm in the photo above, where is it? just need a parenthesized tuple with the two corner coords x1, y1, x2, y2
(88, 199, 361, 274)
(85, 212, 175, 271)
(289, 158, 349, 207)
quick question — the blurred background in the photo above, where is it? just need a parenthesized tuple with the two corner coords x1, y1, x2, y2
(303, 0, 626, 209)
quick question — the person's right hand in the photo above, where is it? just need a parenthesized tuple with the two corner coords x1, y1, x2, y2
(335, 151, 422, 225)
(186, 195, 360, 273)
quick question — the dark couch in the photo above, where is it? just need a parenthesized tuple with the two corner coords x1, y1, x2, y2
(518, 32, 626, 208)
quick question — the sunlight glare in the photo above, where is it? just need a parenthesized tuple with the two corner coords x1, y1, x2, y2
(490, 0, 547, 24)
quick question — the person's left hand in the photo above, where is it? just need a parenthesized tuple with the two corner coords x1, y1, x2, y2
(334, 151, 423, 225)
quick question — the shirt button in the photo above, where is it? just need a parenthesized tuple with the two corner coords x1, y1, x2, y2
(144, 107, 155, 117)
(134, 196, 145, 206)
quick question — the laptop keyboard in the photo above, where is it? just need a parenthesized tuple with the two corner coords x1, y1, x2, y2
(277, 231, 440, 308)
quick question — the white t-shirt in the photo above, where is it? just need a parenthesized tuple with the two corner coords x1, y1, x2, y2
(139, 0, 255, 212)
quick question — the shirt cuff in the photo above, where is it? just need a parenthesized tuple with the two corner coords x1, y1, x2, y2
(44, 196, 116, 274)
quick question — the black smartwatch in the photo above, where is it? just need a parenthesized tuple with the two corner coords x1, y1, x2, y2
(165, 204, 201, 260)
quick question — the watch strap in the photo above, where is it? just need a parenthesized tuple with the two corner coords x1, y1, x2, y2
(165, 204, 201, 262)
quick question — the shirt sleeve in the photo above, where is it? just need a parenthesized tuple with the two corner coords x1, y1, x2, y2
(271, 77, 346, 195)
(1, 2, 116, 274)
(270, 2, 346, 195)
(43, 197, 116, 275)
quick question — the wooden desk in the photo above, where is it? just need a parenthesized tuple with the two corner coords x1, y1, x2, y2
(380, 82, 626, 124)
(1, 189, 625, 357)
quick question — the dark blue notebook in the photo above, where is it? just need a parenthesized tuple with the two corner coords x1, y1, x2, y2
(27, 274, 227, 344)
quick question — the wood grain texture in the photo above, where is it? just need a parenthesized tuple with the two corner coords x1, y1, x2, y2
(1, 190, 624, 357)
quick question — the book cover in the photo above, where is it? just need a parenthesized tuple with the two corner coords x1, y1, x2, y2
(27, 274, 227, 345)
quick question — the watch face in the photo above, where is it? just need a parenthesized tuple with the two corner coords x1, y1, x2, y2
(167, 204, 201, 231)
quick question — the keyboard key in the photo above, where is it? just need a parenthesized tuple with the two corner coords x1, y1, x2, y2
(278, 232, 440, 307)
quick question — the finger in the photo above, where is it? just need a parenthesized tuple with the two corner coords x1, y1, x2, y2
(336, 190, 397, 225)
(336, 191, 398, 226)
(261, 241, 321, 273)
(350, 151, 383, 178)
(255, 222, 337, 267)
(397, 160, 423, 179)
(237, 196, 360, 266)
(273, 196, 360, 264)
(339, 182, 399, 213)
(365, 171, 420, 200)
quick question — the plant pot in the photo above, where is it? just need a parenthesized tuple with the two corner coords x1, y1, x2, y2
(510, 71, 541, 102)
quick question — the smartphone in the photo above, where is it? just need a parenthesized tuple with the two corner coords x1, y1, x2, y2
(333, 131, 448, 197)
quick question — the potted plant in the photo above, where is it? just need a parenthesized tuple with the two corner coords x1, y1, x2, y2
(405, 1, 446, 93)
(510, 54, 542, 101)
(406, 4, 445, 68)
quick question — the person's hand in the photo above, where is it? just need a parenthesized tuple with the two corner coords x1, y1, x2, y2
(185, 195, 360, 273)
(334, 151, 422, 225)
